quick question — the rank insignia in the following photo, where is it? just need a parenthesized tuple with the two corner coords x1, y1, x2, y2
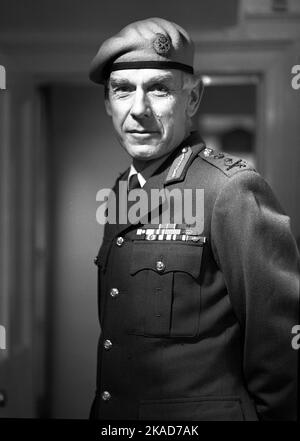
(202, 147, 214, 157)
(200, 149, 255, 177)
(224, 158, 247, 171)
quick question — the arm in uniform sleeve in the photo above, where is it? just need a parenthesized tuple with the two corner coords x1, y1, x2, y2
(211, 169, 300, 420)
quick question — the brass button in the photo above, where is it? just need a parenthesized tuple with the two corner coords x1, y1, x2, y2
(104, 339, 112, 350)
(116, 237, 124, 247)
(110, 288, 119, 298)
(93, 256, 99, 266)
(156, 260, 165, 273)
(101, 391, 111, 401)
(181, 147, 188, 153)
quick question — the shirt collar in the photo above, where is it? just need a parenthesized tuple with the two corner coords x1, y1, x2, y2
(127, 164, 146, 188)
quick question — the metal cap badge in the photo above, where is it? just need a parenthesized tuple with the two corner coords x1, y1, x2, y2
(153, 33, 171, 56)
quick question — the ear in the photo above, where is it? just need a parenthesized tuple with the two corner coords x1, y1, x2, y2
(104, 96, 112, 116)
(186, 79, 204, 118)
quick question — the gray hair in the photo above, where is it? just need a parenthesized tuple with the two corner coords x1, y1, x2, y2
(181, 72, 204, 129)
(182, 71, 203, 93)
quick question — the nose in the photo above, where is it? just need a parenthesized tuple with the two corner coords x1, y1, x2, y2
(130, 88, 151, 119)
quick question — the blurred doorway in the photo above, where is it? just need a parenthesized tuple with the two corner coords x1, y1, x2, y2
(197, 75, 259, 169)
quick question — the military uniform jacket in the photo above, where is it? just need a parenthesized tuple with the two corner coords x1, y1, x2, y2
(90, 132, 299, 421)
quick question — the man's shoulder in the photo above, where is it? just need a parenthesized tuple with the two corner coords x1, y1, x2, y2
(191, 147, 283, 214)
(112, 167, 130, 189)
(117, 167, 130, 180)
(184, 146, 262, 204)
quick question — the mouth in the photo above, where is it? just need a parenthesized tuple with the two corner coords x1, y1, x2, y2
(126, 131, 160, 140)
(127, 130, 159, 134)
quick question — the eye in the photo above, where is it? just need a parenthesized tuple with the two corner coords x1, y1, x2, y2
(148, 83, 170, 96)
(115, 86, 131, 93)
(111, 84, 134, 97)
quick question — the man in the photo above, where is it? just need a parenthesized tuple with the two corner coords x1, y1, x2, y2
(89, 18, 299, 421)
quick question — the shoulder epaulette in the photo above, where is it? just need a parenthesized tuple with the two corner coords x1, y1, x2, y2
(199, 147, 255, 177)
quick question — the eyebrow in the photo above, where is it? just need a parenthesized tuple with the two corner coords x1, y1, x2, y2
(109, 73, 176, 87)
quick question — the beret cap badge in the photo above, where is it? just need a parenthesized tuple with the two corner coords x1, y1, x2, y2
(153, 33, 171, 56)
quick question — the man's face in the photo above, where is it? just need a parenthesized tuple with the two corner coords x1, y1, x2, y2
(105, 69, 191, 160)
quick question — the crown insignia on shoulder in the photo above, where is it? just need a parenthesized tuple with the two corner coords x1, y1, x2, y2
(199, 148, 254, 176)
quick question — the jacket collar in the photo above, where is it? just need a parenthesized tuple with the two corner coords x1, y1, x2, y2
(109, 132, 206, 238)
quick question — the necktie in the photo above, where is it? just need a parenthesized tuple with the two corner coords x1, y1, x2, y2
(127, 173, 142, 225)
(128, 173, 141, 191)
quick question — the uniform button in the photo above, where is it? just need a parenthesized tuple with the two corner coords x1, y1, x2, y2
(110, 288, 119, 298)
(181, 147, 188, 153)
(93, 256, 99, 266)
(104, 339, 112, 350)
(101, 391, 111, 401)
(156, 260, 165, 273)
(116, 237, 124, 247)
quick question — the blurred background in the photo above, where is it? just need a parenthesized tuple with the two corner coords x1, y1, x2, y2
(0, 0, 299, 419)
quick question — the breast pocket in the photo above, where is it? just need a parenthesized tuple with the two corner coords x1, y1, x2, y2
(129, 240, 204, 338)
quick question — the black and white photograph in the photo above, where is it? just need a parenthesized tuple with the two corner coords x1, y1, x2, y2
(0, 0, 299, 432)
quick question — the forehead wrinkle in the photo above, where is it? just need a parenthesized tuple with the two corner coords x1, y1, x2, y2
(109, 70, 181, 86)
(110, 78, 132, 86)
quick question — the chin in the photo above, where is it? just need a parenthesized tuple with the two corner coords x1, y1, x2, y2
(128, 145, 159, 160)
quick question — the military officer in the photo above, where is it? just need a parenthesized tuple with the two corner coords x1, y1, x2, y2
(89, 18, 299, 421)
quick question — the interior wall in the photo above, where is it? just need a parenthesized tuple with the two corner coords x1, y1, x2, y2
(0, 70, 38, 417)
(264, 40, 300, 240)
(47, 84, 129, 418)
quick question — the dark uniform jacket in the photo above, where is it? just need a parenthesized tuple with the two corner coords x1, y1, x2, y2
(90, 132, 299, 421)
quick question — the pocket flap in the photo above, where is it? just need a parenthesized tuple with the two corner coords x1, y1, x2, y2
(130, 241, 204, 279)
